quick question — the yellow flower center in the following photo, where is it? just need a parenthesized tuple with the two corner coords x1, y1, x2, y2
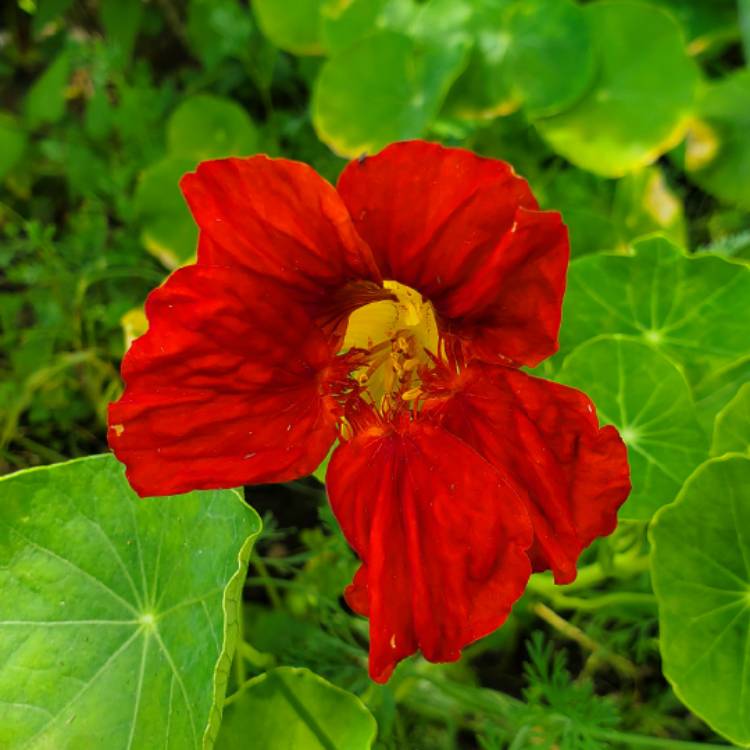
(342, 280, 439, 410)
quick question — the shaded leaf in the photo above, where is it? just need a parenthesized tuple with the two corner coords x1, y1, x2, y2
(217, 667, 376, 749)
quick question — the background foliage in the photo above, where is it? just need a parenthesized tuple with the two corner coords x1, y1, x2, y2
(1, 0, 749, 748)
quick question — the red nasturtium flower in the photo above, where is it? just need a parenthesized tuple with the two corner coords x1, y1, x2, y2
(109, 141, 630, 682)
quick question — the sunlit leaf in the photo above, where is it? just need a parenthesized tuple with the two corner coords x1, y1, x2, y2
(506, 0, 595, 117)
(440, 0, 518, 119)
(534, 1, 698, 176)
(560, 236, 750, 386)
(217, 667, 377, 749)
(650, 454, 750, 746)
(253, 0, 325, 55)
(0, 455, 261, 749)
(167, 95, 259, 161)
(711, 383, 750, 457)
(558, 336, 708, 520)
(312, 28, 469, 156)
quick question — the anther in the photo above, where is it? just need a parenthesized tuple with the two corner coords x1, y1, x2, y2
(401, 386, 422, 401)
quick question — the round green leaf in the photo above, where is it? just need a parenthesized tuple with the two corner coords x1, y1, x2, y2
(712, 383, 750, 457)
(252, 0, 325, 54)
(321, 0, 388, 55)
(534, 1, 698, 177)
(506, 0, 595, 117)
(560, 236, 750, 385)
(650, 455, 750, 746)
(650, 0, 738, 55)
(167, 94, 259, 161)
(0, 112, 27, 180)
(684, 71, 750, 211)
(312, 29, 469, 156)
(441, 0, 519, 119)
(133, 156, 198, 269)
(558, 336, 708, 520)
(0, 454, 261, 749)
(217, 667, 377, 749)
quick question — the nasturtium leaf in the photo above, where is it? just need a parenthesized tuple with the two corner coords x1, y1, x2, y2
(0, 112, 27, 180)
(650, 0, 738, 55)
(133, 156, 198, 269)
(560, 236, 750, 385)
(0, 454, 261, 750)
(650, 455, 750, 746)
(167, 95, 259, 161)
(534, 1, 698, 177)
(217, 667, 377, 749)
(683, 71, 750, 211)
(187, 0, 256, 69)
(252, 0, 325, 55)
(23, 48, 72, 129)
(742, 0, 750, 62)
(441, 0, 518, 119)
(321, 0, 388, 55)
(505, 0, 595, 117)
(312, 28, 469, 157)
(712, 383, 750, 457)
(558, 336, 708, 520)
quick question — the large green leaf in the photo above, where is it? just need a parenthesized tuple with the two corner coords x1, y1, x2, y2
(133, 156, 198, 269)
(217, 667, 377, 749)
(312, 28, 469, 156)
(557, 336, 708, 520)
(505, 0, 595, 117)
(650, 454, 750, 747)
(441, 0, 518, 119)
(0, 455, 261, 749)
(167, 95, 259, 161)
(252, 0, 325, 54)
(712, 383, 750, 457)
(560, 236, 750, 385)
(534, 1, 698, 177)
(683, 71, 750, 211)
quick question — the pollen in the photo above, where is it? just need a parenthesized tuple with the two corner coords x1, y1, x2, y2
(112, 424, 125, 437)
(342, 280, 440, 413)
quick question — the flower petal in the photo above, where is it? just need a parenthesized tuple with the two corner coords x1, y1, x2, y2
(426, 364, 630, 583)
(181, 156, 382, 304)
(108, 265, 340, 496)
(326, 416, 532, 682)
(337, 140, 568, 366)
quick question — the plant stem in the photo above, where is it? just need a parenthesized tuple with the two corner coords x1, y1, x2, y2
(251, 558, 283, 609)
(532, 602, 639, 679)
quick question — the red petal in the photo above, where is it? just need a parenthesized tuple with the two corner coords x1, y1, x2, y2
(426, 364, 630, 583)
(337, 141, 568, 366)
(181, 156, 382, 304)
(108, 265, 339, 496)
(327, 417, 532, 682)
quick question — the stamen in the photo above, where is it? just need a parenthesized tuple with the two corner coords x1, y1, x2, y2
(401, 386, 422, 401)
